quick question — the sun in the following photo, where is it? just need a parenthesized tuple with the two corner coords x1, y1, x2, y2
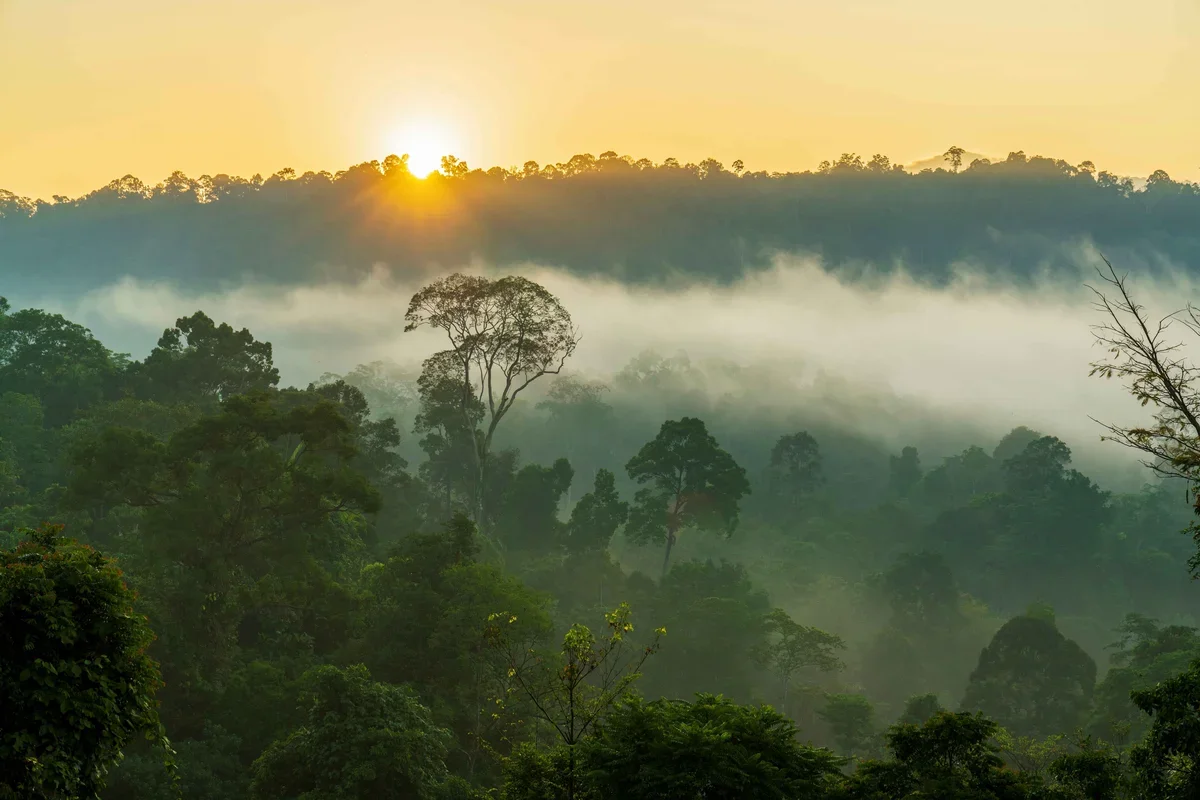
(391, 119, 459, 179)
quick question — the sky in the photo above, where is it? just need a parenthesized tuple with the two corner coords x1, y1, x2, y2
(1, 0, 1197, 198)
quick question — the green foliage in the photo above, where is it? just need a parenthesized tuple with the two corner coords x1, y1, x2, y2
(842, 711, 1039, 799)
(499, 743, 572, 800)
(763, 431, 825, 522)
(405, 273, 579, 538)
(488, 603, 664, 799)
(414, 354, 485, 521)
(962, 615, 1097, 740)
(888, 447, 922, 500)
(754, 608, 845, 714)
(862, 552, 980, 714)
(7, 287, 1200, 798)
(579, 694, 846, 800)
(1091, 614, 1200, 742)
(1128, 658, 1200, 798)
(564, 469, 628, 556)
(0, 300, 123, 426)
(104, 723, 247, 800)
(644, 559, 770, 702)
(249, 664, 456, 800)
(0, 525, 168, 800)
(898, 694, 944, 726)
(625, 417, 750, 578)
(131, 311, 279, 405)
(5, 151, 1194, 296)
(353, 514, 553, 775)
(489, 602, 663, 746)
(820, 694, 877, 757)
(65, 389, 379, 736)
(494, 458, 574, 555)
(1048, 737, 1126, 800)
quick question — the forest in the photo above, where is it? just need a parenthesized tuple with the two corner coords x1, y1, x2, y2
(7, 257, 1200, 800)
(1, 149, 1199, 302)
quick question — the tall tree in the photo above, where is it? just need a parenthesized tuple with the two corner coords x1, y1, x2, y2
(944, 146, 966, 173)
(132, 311, 279, 405)
(961, 612, 1096, 739)
(493, 458, 574, 556)
(753, 609, 845, 715)
(0, 525, 170, 799)
(764, 431, 825, 521)
(413, 352, 486, 521)
(565, 468, 628, 556)
(624, 417, 750, 579)
(404, 274, 578, 541)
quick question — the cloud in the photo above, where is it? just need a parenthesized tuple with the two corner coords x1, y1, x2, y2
(44, 252, 1197, 483)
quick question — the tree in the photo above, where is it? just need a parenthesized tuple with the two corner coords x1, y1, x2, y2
(888, 446, 922, 499)
(249, 664, 462, 800)
(309, 379, 422, 546)
(764, 431, 825, 521)
(944, 146, 966, 173)
(66, 390, 379, 736)
(961, 613, 1096, 739)
(992, 426, 1045, 463)
(898, 693, 944, 725)
(647, 559, 770, 703)
(820, 693, 877, 757)
(1128, 657, 1200, 798)
(414, 351, 486, 520)
(354, 514, 554, 779)
(753, 608, 845, 715)
(1088, 258, 1200, 575)
(577, 694, 845, 800)
(0, 525, 170, 799)
(1091, 614, 1200, 742)
(624, 417, 750, 579)
(1049, 737, 1126, 800)
(842, 711, 1036, 799)
(493, 459, 574, 556)
(404, 274, 579, 540)
(880, 551, 965, 631)
(132, 311, 279, 404)
(564, 468, 628, 556)
(536, 376, 615, 496)
(0, 298, 122, 426)
(862, 552, 977, 712)
(486, 603, 664, 800)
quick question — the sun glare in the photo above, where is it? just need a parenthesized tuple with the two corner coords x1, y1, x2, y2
(392, 119, 458, 179)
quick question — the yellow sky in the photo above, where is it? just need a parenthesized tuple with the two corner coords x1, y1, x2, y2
(1, 0, 1197, 198)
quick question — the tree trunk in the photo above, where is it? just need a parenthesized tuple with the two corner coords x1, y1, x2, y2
(660, 529, 677, 581)
(568, 744, 577, 800)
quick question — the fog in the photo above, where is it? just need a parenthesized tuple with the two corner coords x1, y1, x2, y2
(16, 249, 1192, 490)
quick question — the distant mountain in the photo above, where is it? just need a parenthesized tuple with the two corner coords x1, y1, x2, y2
(906, 151, 992, 172)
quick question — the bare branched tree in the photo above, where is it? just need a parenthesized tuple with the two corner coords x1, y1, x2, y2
(1088, 256, 1200, 572)
(405, 274, 579, 543)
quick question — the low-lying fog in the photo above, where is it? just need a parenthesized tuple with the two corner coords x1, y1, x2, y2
(15, 249, 1196, 489)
